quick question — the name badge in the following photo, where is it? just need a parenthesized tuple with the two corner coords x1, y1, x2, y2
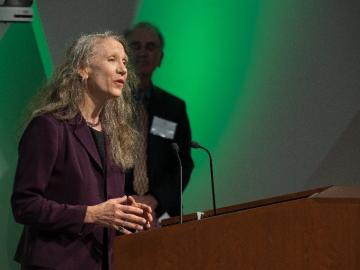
(150, 116, 177, 140)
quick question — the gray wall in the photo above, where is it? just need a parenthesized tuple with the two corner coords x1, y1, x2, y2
(37, 0, 138, 67)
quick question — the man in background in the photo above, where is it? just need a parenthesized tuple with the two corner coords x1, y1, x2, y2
(124, 22, 194, 225)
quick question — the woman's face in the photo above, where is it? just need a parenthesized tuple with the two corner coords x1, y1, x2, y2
(82, 37, 128, 102)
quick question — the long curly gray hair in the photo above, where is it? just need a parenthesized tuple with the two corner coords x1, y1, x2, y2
(32, 31, 139, 170)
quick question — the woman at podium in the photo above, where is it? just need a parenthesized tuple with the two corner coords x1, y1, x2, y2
(11, 32, 152, 270)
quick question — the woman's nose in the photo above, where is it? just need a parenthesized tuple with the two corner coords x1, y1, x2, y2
(116, 65, 127, 75)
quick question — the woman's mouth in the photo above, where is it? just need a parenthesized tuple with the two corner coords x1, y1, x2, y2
(114, 79, 125, 85)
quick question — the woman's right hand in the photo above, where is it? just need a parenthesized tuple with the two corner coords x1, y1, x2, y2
(84, 196, 149, 234)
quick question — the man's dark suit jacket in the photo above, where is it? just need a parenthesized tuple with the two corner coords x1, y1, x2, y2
(125, 86, 194, 217)
(11, 113, 124, 270)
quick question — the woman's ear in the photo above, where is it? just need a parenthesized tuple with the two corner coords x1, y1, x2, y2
(78, 67, 90, 80)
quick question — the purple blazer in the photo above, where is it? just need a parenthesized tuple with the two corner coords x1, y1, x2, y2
(11, 113, 125, 270)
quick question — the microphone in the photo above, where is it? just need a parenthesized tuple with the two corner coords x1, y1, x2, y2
(191, 141, 217, 215)
(172, 142, 183, 224)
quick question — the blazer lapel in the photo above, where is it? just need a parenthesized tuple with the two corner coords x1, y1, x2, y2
(71, 114, 104, 173)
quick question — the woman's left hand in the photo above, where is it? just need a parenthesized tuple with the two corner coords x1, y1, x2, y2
(127, 196, 153, 230)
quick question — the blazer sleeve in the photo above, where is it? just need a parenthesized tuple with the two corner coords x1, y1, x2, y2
(11, 115, 86, 235)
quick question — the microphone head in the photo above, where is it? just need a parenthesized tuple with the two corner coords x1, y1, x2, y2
(172, 142, 179, 152)
(191, 141, 201, 148)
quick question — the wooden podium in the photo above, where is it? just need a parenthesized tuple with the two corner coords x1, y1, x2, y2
(113, 186, 360, 270)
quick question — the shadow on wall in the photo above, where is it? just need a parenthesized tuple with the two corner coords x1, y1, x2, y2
(306, 109, 360, 188)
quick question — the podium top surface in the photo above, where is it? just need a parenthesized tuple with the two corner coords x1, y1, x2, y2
(310, 185, 360, 199)
(162, 185, 360, 226)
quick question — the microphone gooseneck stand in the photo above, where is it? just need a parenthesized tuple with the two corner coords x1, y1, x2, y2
(191, 141, 217, 216)
(172, 142, 183, 224)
